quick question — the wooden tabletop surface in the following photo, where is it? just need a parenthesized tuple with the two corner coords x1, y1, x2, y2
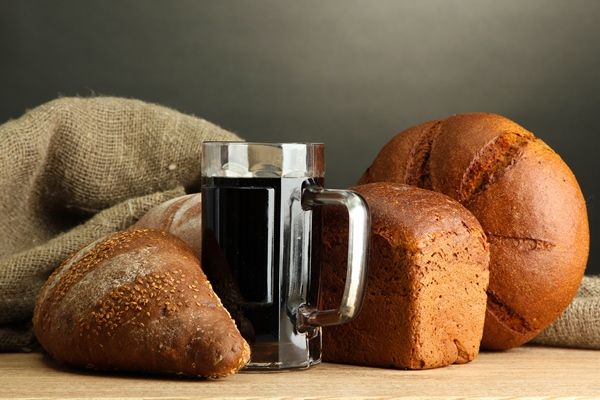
(1, 345, 599, 399)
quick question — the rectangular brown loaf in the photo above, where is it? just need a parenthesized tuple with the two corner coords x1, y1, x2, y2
(321, 182, 490, 369)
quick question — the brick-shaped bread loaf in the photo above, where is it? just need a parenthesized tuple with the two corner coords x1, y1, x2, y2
(33, 228, 250, 378)
(321, 183, 489, 369)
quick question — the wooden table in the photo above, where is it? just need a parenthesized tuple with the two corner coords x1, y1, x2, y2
(1, 345, 599, 399)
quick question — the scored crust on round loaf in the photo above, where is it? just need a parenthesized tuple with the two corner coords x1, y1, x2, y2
(33, 228, 250, 378)
(358, 112, 590, 350)
(321, 182, 490, 369)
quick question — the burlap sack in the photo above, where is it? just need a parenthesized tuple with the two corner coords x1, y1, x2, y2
(0, 97, 241, 351)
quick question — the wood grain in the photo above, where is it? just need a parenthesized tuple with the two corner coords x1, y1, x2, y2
(1, 345, 599, 399)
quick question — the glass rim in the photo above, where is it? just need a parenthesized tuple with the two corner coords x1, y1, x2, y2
(201, 141, 325, 178)
(202, 141, 325, 147)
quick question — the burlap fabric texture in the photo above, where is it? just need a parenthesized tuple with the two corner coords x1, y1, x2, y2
(0, 97, 241, 351)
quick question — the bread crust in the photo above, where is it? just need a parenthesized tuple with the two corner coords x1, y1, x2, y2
(359, 112, 589, 350)
(33, 229, 250, 378)
(321, 183, 490, 369)
(132, 193, 203, 258)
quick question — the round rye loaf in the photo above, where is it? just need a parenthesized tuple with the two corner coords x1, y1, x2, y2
(358, 112, 589, 350)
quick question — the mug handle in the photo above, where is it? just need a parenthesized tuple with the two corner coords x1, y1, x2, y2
(298, 185, 371, 328)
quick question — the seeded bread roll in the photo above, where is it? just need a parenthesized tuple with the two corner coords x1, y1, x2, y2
(131, 195, 255, 341)
(322, 183, 490, 369)
(358, 112, 590, 350)
(33, 229, 250, 378)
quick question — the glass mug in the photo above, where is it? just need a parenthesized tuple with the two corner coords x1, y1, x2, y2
(200, 142, 370, 370)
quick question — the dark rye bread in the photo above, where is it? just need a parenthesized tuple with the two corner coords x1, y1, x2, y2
(321, 183, 490, 369)
(33, 229, 250, 378)
(358, 112, 590, 350)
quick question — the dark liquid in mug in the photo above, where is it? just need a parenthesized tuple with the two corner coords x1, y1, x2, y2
(201, 176, 323, 365)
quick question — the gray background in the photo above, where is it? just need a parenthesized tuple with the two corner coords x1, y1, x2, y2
(1, 0, 599, 274)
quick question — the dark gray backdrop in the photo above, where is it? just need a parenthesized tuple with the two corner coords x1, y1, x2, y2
(1, 0, 599, 274)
